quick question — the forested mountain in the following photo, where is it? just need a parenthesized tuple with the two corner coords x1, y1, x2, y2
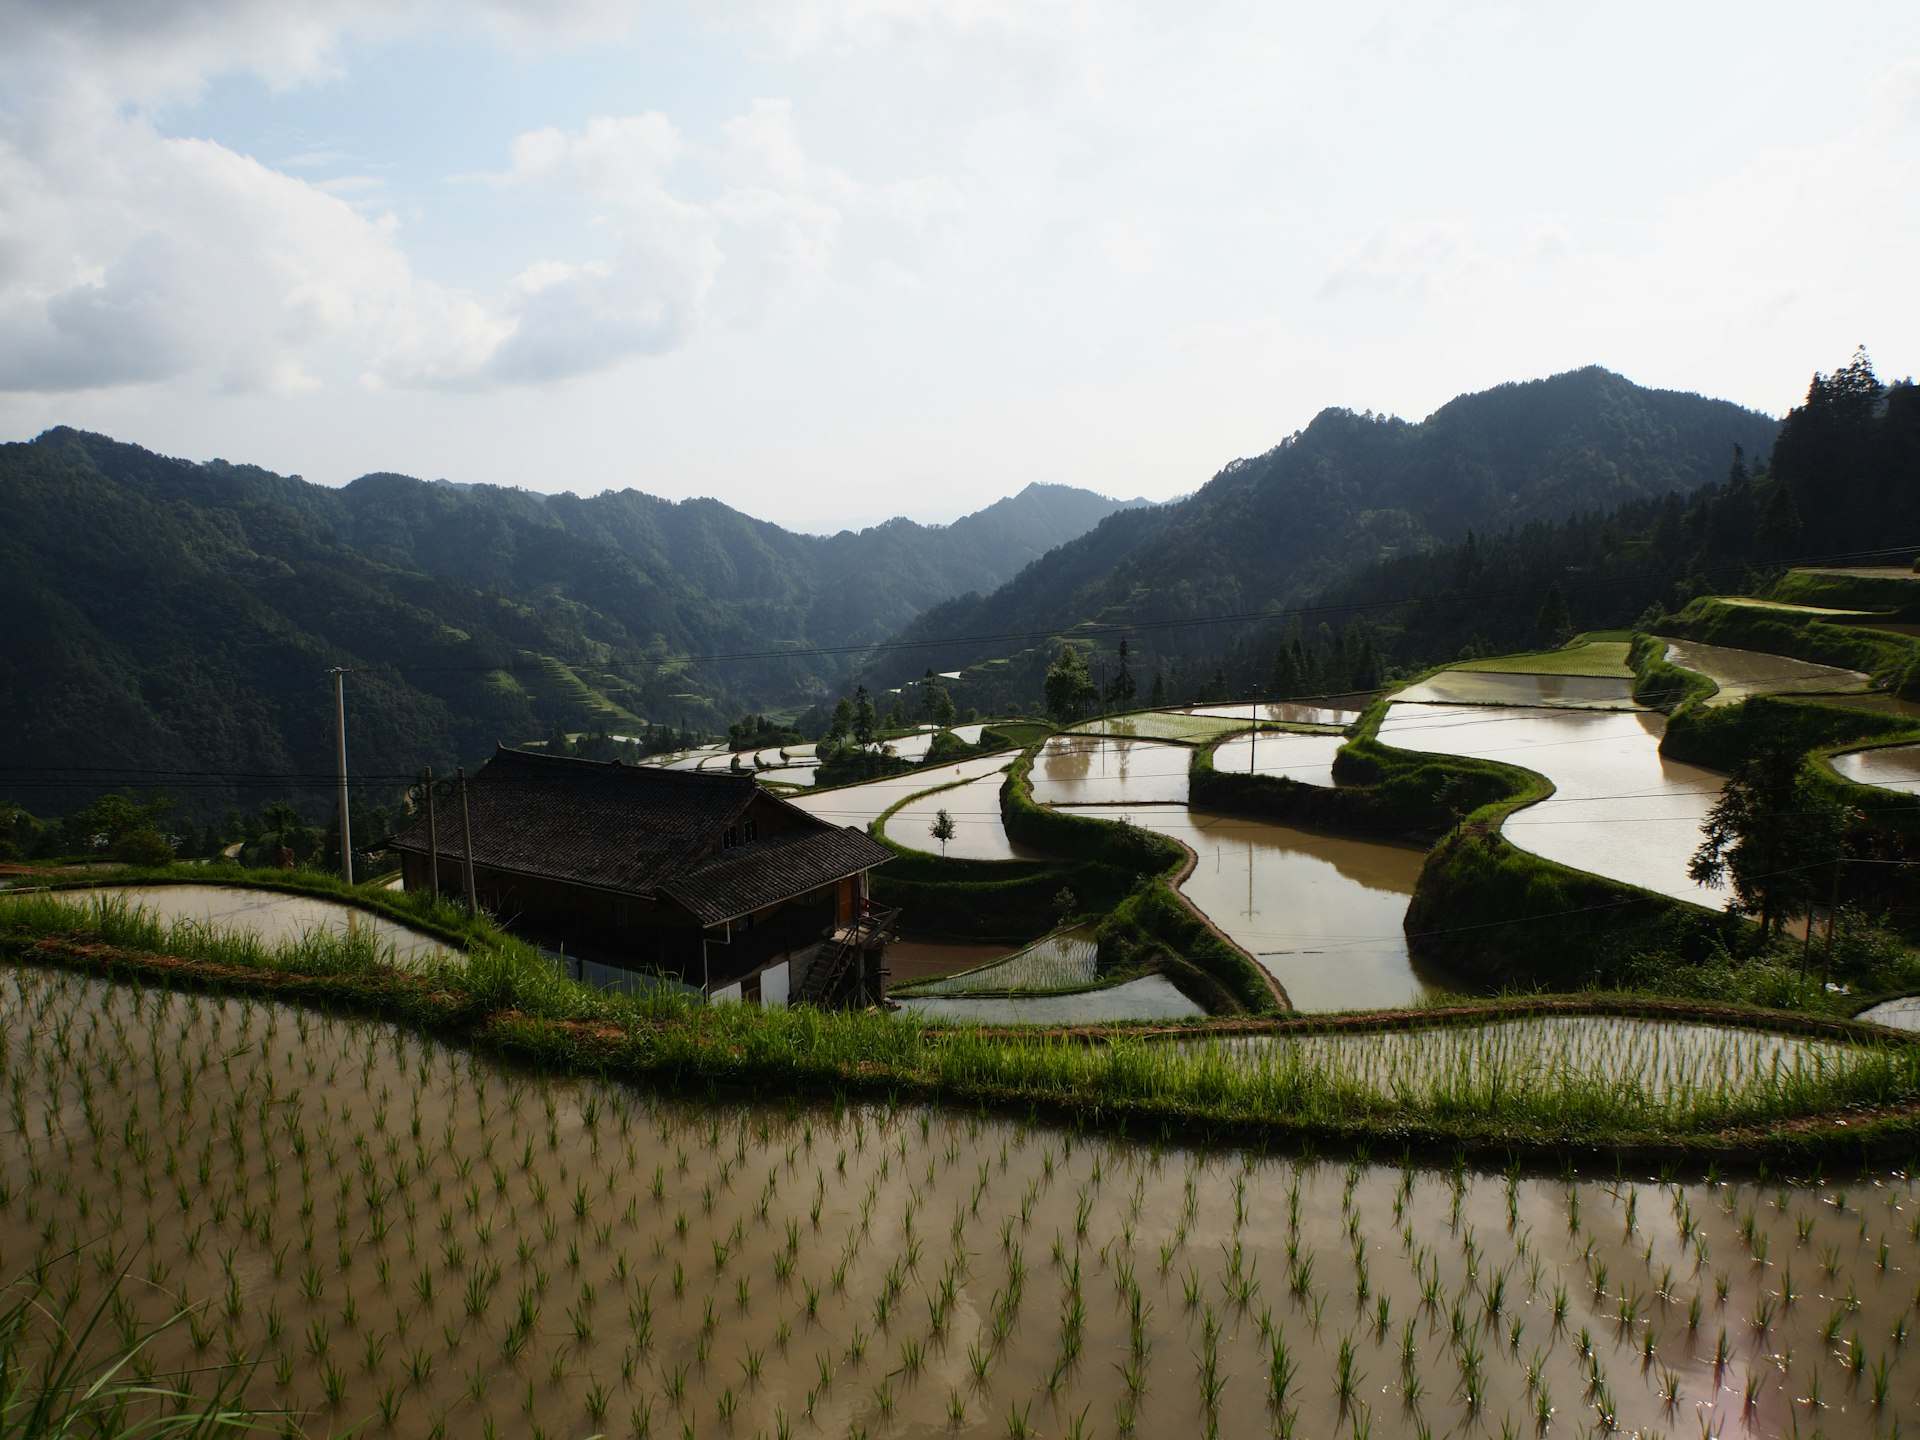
(1306, 351, 1920, 684)
(0, 429, 1135, 816)
(864, 367, 1780, 700)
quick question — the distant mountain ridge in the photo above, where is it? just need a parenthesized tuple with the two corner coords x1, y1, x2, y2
(0, 429, 1136, 814)
(865, 366, 1780, 691)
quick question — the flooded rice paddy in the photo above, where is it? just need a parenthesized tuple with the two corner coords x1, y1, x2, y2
(658, 745, 730, 771)
(896, 975, 1204, 1025)
(1028, 736, 1191, 806)
(1859, 995, 1920, 1033)
(5, 963, 1917, 1439)
(1177, 1016, 1870, 1105)
(1180, 700, 1362, 727)
(1662, 641, 1870, 706)
(1071, 712, 1257, 744)
(83, 885, 454, 966)
(876, 728, 939, 763)
(1211, 731, 1345, 787)
(1831, 744, 1920, 797)
(899, 930, 1101, 996)
(1378, 704, 1726, 906)
(793, 755, 1013, 831)
(1391, 673, 1641, 709)
(1075, 807, 1432, 1012)
(882, 771, 1041, 862)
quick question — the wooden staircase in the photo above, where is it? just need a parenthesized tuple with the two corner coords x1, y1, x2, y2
(796, 905, 900, 1009)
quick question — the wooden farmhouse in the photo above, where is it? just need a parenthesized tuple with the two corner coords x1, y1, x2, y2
(388, 746, 896, 1006)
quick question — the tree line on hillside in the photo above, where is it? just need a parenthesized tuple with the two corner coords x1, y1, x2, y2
(912, 351, 1914, 715)
(860, 365, 1782, 698)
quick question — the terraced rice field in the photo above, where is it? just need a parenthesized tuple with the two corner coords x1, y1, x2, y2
(81, 885, 454, 967)
(876, 728, 939, 762)
(1716, 597, 1875, 617)
(882, 770, 1038, 861)
(1172, 1016, 1875, 1110)
(1831, 743, 1920, 796)
(1859, 995, 1920, 1032)
(5, 963, 1917, 1439)
(1211, 731, 1345, 787)
(1073, 807, 1430, 1012)
(1180, 701, 1361, 727)
(1377, 704, 1725, 906)
(1071, 712, 1254, 744)
(1028, 736, 1191, 806)
(1662, 640, 1870, 706)
(895, 975, 1203, 1024)
(1447, 641, 1634, 678)
(898, 930, 1101, 996)
(1390, 672, 1640, 709)
(656, 745, 730, 771)
(795, 754, 1013, 831)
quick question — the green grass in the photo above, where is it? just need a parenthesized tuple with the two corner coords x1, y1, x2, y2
(0, 1263, 268, 1437)
(1446, 639, 1633, 678)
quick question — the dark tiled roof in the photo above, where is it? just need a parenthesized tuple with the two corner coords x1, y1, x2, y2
(389, 746, 768, 896)
(659, 827, 894, 926)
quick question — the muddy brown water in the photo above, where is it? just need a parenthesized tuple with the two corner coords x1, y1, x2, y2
(1075, 806, 1435, 1012)
(1378, 703, 1727, 907)
(7, 963, 1912, 1436)
(1662, 640, 1870, 706)
(1832, 744, 1920, 797)
(2, 965, 1916, 1437)
(1211, 731, 1346, 787)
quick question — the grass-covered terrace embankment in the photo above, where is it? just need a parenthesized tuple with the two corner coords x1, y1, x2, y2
(4, 890, 1918, 1169)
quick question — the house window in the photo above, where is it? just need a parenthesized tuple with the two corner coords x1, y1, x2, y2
(723, 826, 738, 849)
(744, 820, 758, 843)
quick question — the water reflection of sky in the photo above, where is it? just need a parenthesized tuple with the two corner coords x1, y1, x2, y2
(1378, 703, 1725, 906)
(884, 770, 1042, 861)
(793, 754, 1012, 830)
(88, 885, 454, 965)
(1211, 731, 1344, 787)
(1831, 743, 1920, 796)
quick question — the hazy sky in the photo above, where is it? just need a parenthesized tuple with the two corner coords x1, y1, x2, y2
(2, 2, 1915, 532)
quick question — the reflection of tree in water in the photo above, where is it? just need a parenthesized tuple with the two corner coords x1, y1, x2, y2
(1040, 735, 1098, 782)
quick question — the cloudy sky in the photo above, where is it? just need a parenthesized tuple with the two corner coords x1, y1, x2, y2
(1, 2, 1915, 532)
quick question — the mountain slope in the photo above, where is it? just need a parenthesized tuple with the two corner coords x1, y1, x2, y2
(0, 430, 1133, 815)
(865, 367, 1779, 690)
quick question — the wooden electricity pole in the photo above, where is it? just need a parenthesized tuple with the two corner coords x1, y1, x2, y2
(330, 667, 354, 885)
(423, 767, 439, 904)
(457, 766, 478, 914)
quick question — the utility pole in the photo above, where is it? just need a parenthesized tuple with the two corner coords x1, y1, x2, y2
(456, 766, 478, 914)
(423, 767, 439, 904)
(330, 667, 354, 885)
